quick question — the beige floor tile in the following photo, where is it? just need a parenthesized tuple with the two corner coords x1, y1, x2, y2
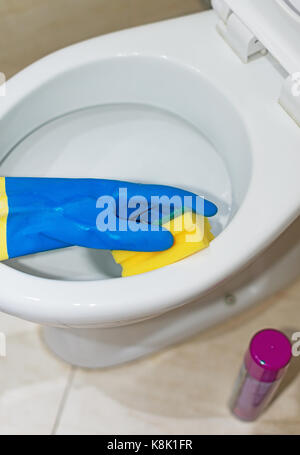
(0, 327, 71, 435)
(56, 279, 300, 435)
(0, 311, 36, 336)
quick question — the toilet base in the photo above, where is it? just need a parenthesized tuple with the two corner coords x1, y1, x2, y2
(43, 218, 300, 368)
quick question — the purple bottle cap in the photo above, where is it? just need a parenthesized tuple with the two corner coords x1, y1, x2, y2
(244, 329, 292, 382)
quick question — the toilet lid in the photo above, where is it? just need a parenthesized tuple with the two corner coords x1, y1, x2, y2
(226, 0, 300, 74)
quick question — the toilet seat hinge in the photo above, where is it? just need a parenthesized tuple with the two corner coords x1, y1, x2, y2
(212, 0, 266, 63)
(279, 74, 300, 127)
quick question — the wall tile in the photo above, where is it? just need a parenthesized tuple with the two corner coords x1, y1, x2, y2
(0, 0, 210, 78)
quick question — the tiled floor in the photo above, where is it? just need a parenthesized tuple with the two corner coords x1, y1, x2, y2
(0, 278, 299, 435)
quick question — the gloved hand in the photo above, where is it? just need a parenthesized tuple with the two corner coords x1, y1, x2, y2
(0, 177, 217, 260)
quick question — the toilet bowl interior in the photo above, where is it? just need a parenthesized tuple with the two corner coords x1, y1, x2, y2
(0, 56, 252, 281)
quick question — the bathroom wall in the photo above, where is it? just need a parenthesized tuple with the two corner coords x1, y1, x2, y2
(0, 0, 210, 79)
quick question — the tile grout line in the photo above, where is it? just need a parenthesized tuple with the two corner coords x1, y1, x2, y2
(51, 365, 77, 435)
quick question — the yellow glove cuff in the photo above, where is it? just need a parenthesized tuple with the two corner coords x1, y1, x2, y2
(0, 177, 9, 261)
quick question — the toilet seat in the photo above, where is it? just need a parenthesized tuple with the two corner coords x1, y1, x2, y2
(214, 0, 300, 72)
(213, 0, 300, 125)
(0, 11, 299, 328)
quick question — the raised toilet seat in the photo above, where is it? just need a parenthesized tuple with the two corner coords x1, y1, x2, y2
(0, 9, 299, 367)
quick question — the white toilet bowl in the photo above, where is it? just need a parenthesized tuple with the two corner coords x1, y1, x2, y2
(0, 6, 299, 367)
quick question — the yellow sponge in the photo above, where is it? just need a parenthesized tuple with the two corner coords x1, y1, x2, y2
(112, 211, 214, 277)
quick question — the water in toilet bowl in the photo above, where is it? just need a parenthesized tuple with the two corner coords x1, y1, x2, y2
(0, 104, 233, 281)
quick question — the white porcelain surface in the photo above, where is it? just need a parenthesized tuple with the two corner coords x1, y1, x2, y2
(278, 0, 300, 21)
(0, 6, 299, 436)
(0, 276, 299, 435)
(54, 284, 300, 434)
(0, 11, 299, 329)
(43, 216, 300, 368)
(226, 0, 300, 73)
(3, 104, 231, 280)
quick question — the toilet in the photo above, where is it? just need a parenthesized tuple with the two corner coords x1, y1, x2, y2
(0, 0, 299, 368)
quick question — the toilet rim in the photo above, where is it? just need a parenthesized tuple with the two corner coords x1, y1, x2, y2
(0, 11, 299, 327)
(0, 212, 258, 326)
(0, 199, 296, 328)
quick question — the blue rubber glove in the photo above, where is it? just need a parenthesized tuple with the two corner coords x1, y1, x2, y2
(0, 177, 217, 260)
